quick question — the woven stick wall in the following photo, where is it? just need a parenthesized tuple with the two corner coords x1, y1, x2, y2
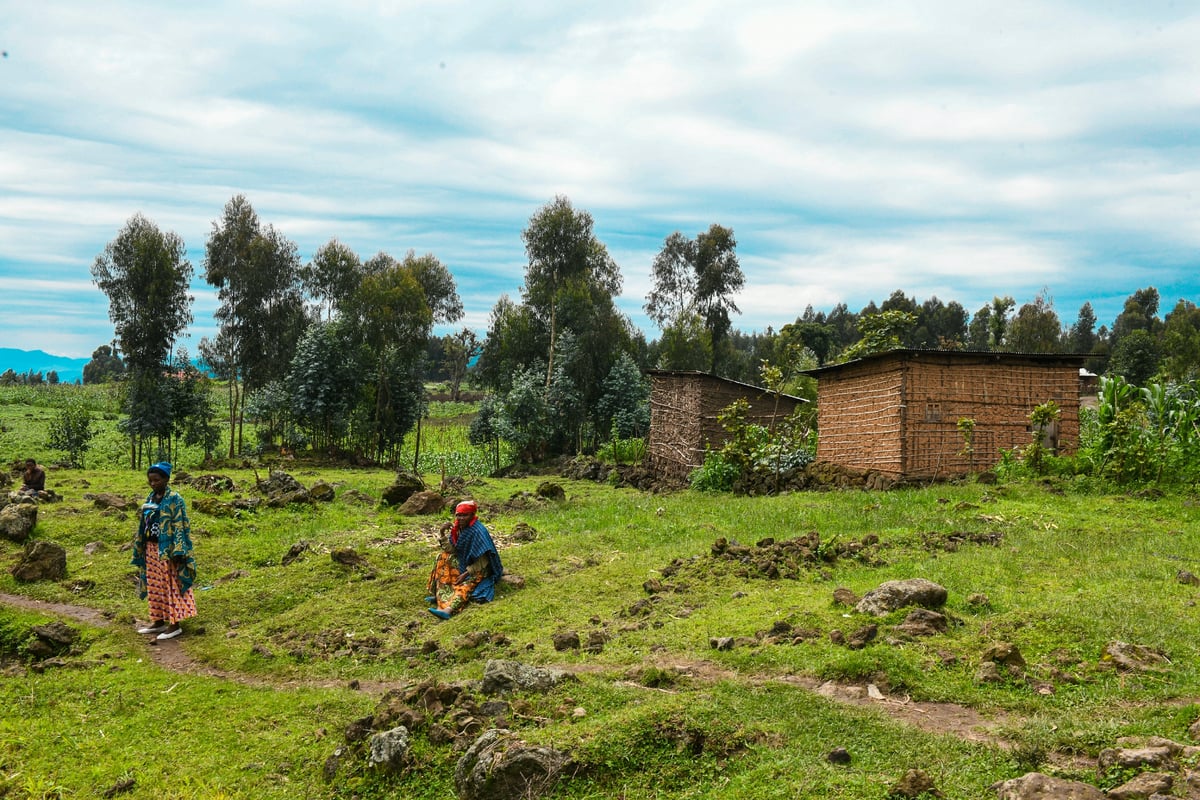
(902, 358, 1080, 477)
(816, 364, 905, 473)
(648, 372, 801, 481)
(814, 352, 1082, 478)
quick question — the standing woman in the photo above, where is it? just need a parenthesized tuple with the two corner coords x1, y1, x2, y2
(132, 462, 197, 640)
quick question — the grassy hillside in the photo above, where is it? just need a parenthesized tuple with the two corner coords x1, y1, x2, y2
(2, 391, 1199, 799)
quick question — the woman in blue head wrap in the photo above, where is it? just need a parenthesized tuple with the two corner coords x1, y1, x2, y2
(131, 462, 197, 640)
(425, 500, 503, 620)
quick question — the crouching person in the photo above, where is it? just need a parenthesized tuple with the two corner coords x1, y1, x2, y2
(426, 500, 502, 621)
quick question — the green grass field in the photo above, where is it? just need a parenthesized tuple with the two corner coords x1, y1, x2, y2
(2, 387, 1199, 799)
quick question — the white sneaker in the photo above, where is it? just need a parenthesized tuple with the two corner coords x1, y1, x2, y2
(137, 623, 167, 634)
(156, 627, 183, 640)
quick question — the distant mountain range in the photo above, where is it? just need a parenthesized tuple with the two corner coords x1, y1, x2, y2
(0, 348, 89, 384)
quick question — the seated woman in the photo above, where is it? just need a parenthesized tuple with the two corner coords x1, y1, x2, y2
(426, 500, 503, 621)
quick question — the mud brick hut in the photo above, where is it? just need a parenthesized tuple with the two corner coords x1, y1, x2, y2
(803, 349, 1090, 479)
(645, 370, 806, 481)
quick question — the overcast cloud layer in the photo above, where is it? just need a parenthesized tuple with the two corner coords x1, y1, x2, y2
(2, 1, 1198, 358)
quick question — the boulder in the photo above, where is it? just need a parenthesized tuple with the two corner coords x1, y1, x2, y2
(1106, 772, 1172, 800)
(455, 728, 573, 800)
(27, 621, 80, 660)
(894, 608, 949, 637)
(398, 490, 447, 516)
(11, 540, 67, 582)
(87, 493, 133, 511)
(0, 502, 37, 543)
(990, 772, 1106, 799)
(309, 481, 336, 502)
(535, 482, 566, 502)
(380, 472, 424, 507)
(551, 631, 580, 652)
(367, 726, 411, 774)
(855, 578, 947, 616)
(1101, 641, 1170, 673)
(480, 660, 573, 695)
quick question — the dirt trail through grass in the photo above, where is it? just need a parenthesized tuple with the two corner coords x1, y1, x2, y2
(3, 591, 1019, 750)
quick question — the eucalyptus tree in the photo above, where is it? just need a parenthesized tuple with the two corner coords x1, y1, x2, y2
(645, 224, 744, 374)
(91, 213, 193, 467)
(82, 345, 125, 384)
(1161, 299, 1200, 381)
(339, 254, 445, 464)
(203, 195, 308, 455)
(440, 328, 480, 401)
(301, 238, 362, 320)
(476, 296, 545, 394)
(521, 196, 620, 388)
(1005, 292, 1063, 353)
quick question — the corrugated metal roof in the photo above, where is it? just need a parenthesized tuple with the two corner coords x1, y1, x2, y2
(643, 368, 808, 403)
(801, 348, 1092, 377)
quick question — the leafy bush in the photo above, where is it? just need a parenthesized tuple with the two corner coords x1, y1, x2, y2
(689, 399, 816, 493)
(689, 450, 740, 492)
(46, 398, 95, 468)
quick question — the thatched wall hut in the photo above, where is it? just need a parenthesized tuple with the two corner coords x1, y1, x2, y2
(803, 350, 1090, 478)
(645, 370, 806, 482)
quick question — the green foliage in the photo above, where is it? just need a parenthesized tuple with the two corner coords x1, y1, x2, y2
(1023, 400, 1061, 475)
(82, 345, 125, 384)
(689, 448, 740, 491)
(90, 212, 194, 376)
(45, 397, 94, 468)
(596, 435, 646, 465)
(4, 469, 1200, 798)
(689, 398, 815, 493)
(596, 352, 650, 440)
(1075, 375, 1200, 485)
(839, 309, 918, 361)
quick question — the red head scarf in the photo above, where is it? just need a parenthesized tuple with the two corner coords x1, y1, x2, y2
(450, 500, 478, 544)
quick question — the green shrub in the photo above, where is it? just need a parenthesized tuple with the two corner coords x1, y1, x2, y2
(690, 450, 740, 492)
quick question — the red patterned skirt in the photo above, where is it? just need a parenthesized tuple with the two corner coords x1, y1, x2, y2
(145, 552, 197, 624)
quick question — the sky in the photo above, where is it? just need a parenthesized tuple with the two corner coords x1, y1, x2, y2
(2, 1, 1199, 359)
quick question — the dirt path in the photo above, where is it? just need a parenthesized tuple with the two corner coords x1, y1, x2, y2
(0, 592, 1022, 750)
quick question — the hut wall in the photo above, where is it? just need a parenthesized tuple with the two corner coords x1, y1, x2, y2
(648, 373, 802, 481)
(815, 364, 905, 474)
(900, 358, 1080, 477)
(648, 376, 704, 481)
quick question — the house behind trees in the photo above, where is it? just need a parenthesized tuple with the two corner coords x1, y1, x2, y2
(645, 370, 805, 482)
(803, 349, 1089, 479)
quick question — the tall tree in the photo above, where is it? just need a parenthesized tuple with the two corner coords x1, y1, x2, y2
(203, 195, 308, 456)
(91, 213, 194, 467)
(1067, 302, 1098, 354)
(1005, 291, 1063, 353)
(82, 344, 126, 384)
(645, 224, 744, 373)
(521, 196, 620, 388)
(301, 238, 362, 320)
(91, 214, 194, 376)
(1161, 299, 1200, 381)
(441, 328, 480, 401)
(694, 224, 744, 373)
(1111, 286, 1161, 340)
(644, 231, 697, 328)
(967, 305, 992, 350)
